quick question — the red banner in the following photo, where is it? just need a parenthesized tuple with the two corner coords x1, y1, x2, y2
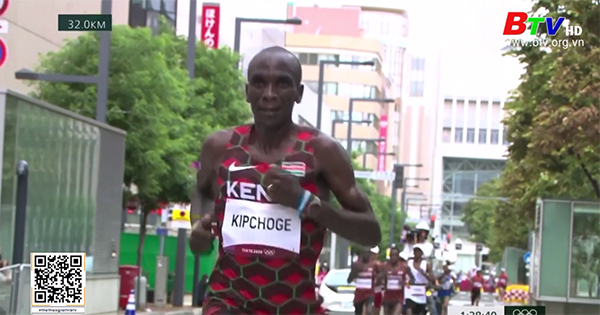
(377, 115, 389, 171)
(200, 3, 220, 49)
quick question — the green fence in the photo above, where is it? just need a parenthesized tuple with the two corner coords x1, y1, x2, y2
(119, 232, 218, 293)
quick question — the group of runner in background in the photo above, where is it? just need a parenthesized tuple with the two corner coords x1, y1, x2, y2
(314, 221, 510, 315)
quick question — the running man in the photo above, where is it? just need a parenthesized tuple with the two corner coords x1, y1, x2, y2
(348, 248, 382, 315)
(372, 248, 384, 315)
(497, 268, 508, 302)
(470, 269, 484, 306)
(189, 46, 382, 315)
(382, 247, 412, 315)
(437, 264, 455, 315)
(406, 244, 435, 315)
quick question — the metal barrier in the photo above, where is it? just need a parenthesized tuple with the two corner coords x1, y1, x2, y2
(0, 264, 31, 315)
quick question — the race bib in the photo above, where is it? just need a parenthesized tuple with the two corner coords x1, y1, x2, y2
(222, 198, 301, 258)
(356, 278, 372, 289)
(386, 279, 401, 290)
(406, 285, 426, 296)
(473, 282, 483, 288)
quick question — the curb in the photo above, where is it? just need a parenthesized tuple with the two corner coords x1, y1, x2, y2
(142, 308, 202, 315)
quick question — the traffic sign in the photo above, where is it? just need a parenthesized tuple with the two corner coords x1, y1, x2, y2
(354, 170, 395, 181)
(0, 20, 7, 33)
(0, 0, 9, 17)
(0, 38, 7, 68)
(524, 251, 531, 264)
(156, 227, 168, 236)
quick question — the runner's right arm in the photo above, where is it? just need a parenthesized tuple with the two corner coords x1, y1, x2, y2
(348, 262, 360, 283)
(189, 130, 231, 254)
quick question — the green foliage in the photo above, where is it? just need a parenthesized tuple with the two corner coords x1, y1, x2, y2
(30, 24, 251, 212)
(463, 0, 599, 261)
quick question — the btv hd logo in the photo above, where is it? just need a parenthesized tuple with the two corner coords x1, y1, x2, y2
(503, 12, 582, 36)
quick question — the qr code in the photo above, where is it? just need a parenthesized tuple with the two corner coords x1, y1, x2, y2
(31, 253, 86, 305)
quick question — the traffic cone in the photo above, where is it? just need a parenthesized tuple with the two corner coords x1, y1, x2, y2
(125, 289, 136, 315)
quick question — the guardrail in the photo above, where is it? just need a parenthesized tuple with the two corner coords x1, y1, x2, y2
(0, 264, 31, 315)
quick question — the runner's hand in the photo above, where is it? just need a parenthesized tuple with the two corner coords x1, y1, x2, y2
(189, 213, 215, 254)
(263, 166, 305, 210)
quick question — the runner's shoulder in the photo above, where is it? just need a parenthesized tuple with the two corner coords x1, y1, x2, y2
(303, 127, 346, 157)
(202, 128, 236, 151)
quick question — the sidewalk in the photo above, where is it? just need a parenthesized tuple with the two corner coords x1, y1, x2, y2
(119, 294, 202, 315)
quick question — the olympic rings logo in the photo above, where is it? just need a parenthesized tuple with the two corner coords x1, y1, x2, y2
(512, 310, 537, 315)
(264, 249, 276, 256)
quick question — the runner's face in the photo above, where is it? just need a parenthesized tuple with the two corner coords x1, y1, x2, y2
(389, 250, 399, 263)
(246, 52, 303, 128)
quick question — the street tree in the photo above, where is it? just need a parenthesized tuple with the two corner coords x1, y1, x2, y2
(30, 24, 251, 268)
(473, 0, 599, 259)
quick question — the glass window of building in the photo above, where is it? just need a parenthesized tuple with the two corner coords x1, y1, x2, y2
(129, 0, 177, 29)
(466, 128, 475, 143)
(454, 127, 463, 143)
(570, 203, 600, 299)
(442, 128, 451, 143)
(454, 172, 476, 195)
(490, 129, 500, 144)
(298, 53, 309, 65)
(308, 53, 319, 65)
(478, 129, 487, 144)
(503, 126, 509, 145)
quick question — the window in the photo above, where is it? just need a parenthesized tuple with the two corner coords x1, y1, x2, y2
(409, 57, 425, 97)
(490, 129, 499, 144)
(466, 128, 475, 143)
(298, 53, 309, 64)
(478, 129, 487, 144)
(308, 53, 319, 65)
(452, 202, 466, 216)
(410, 81, 424, 97)
(442, 127, 451, 143)
(301, 81, 377, 98)
(455, 128, 463, 143)
(454, 172, 476, 195)
(381, 21, 390, 35)
(570, 203, 600, 298)
(129, 0, 177, 29)
(503, 127, 509, 145)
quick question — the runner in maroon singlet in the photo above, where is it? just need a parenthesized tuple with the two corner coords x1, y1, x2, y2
(382, 247, 412, 315)
(188, 46, 382, 315)
(348, 250, 382, 315)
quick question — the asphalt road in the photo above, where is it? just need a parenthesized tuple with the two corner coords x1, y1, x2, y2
(449, 291, 500, 306)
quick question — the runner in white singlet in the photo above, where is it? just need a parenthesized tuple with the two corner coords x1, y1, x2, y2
(405, 244, 435, 315)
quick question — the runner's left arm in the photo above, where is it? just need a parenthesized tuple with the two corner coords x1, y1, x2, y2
(307, 135, 382, 246)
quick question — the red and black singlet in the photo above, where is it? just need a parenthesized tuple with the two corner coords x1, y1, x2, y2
(203, 124, 327, 315)
(382, 262, 406, 303)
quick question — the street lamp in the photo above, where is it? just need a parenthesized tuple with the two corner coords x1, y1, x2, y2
(347, 98, 394, 154)
(316, 60, 375, 130)
(331, 119, 371, 138)
(390, 164, 423, 243)
(400, 177, 429, 235)
(233, 17, 303, 53)
(14, 1, 112, 123)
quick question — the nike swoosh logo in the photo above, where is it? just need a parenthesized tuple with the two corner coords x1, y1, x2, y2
(228, 163, 256, 172)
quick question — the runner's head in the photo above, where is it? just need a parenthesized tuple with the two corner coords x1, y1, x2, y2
(246, 46, 304, 128)
(361, 250, 372, 263)
(369, 246, 380, 261)
(413, 243, 424, 259)
(389, 246, 400, 264)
